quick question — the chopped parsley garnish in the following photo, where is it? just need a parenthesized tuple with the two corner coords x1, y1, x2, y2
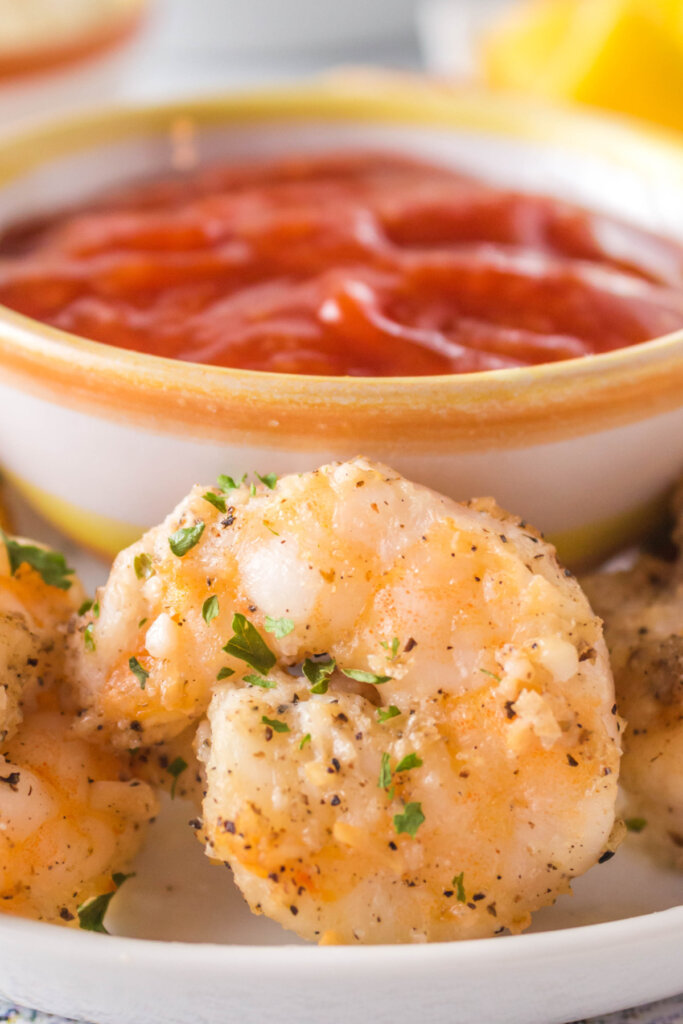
(342, 668, 391, 685)
(84, 622, 96, 652)
(78, 599, 93, 617)
(167, 756, 188, 799)
(168, 521, 205, 557)
(377, 706, 401, 723)
(452, 871, 466, 902)
(249, 483, 256, 497)
(395, 753, 423, 773)
(202, 595, 219, 625)
(0, 530, 74, 591)
(217, 473, 246, 492)
(138, 618, 148, 629)
(133, 553, 155, 580)
(393, 802, 425, 838)
(380, 637, 400, 661)
(202, 491, 227, 514)
(299, 733, 312, 750)
(256, 472, 278, 490)
(379, 750, 422, 796)
(479, 668, 502, 682)
(265, 615, 294, 638)
(129, 656, 149, 689)
(625, 817, 648, 833)
(93, 601, 100, 619)
(244, 673, 276, 689)
(378, 752, 392, 791)
(77, 872, 134, 934)
(217, 666, 235, 681)
(261, 715, 289, 733)
(303, 656, 336, 694)
(223, 613, 276, 674)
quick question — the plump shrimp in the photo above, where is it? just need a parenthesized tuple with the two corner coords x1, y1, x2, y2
(0, 698, 158, 925)
(583, 482, 683, 867)
(0, 533, 84, 741)
(69, 458, 621, 943)
(0, 534, 157, 925)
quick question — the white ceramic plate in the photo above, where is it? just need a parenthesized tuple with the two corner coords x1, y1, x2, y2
(1, 475, 683, 1024)
(0, 793, 682, 1024)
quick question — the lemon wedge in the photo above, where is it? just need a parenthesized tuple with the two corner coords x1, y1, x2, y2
(481, 0, 683, 132)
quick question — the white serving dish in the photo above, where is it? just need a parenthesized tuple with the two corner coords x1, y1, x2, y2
(0, 794, 681, 1024)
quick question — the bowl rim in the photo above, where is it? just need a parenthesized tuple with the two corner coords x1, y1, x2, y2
(0, 898, 680, 964)
(0, 76, 682, 449)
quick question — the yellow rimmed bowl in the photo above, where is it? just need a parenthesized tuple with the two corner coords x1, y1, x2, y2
(0, 75, 682, 566)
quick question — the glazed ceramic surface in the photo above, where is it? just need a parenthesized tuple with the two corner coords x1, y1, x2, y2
(0, 794, 681, 1024)
(0, 79, 682, 564)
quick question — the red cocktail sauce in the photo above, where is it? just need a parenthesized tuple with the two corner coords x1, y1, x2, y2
(1, 152, 681, 376)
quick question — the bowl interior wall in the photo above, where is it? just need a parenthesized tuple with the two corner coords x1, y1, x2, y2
(0, 118, 681, 241)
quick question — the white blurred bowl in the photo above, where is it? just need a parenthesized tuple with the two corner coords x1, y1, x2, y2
(155, 0, 420, 54)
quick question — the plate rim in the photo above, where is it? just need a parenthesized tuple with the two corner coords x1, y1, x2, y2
(0, 902, 681, 967)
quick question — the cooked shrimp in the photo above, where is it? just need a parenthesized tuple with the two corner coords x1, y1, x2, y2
(69, 458, 621, 942)
(0, 532, 84, 741)
(130, 724, 203, 804)
(0, 534, 157, 925)
(0, 697, 158, 924)
(583, 483, 683, 867)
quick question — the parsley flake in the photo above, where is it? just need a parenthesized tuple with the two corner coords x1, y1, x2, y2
(0, 530, 74, 591)
(395, 753, 423, 773)
(303, 656, 336, 694)
(261, 715, 289, 733)
(92, 601, 100, 619)
(299, 733, 312, 750)
(452, 871, 466, 902)
(217, 666, 235, 681)
(479, 668, 502, 682)
(223, 613, 276, 674)
(256, 472, 278, 490)
(129, 656, 149, 689)
(244, 673, 276, 689)
(167, 756, 188, 799)
(78, 599, 93, 617)
(77, 872, 134, 934)
(169, 521, 205, 557)
(377, 706, 401, 723)
(133, 553, 155, 580)
(342, 668, 391, 685)
(202, 595, 219, 625)
(625, 817, 648, 833)
(380, 637, 400, 661)
(393, 802, 425, 838)
(378, 752, 392, 791)
(203, 491, 227, 514)
(265, 615, 294, 638)
(217, 473, 246, 493)
(84, 622, 96, 652)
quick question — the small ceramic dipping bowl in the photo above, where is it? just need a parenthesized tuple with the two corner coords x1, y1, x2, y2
(0, 76, 682, 565)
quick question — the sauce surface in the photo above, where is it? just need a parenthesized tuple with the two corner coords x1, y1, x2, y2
(1, 151, 682, 376)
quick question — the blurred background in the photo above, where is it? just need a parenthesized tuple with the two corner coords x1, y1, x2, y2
(0, 0, 681, 134)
